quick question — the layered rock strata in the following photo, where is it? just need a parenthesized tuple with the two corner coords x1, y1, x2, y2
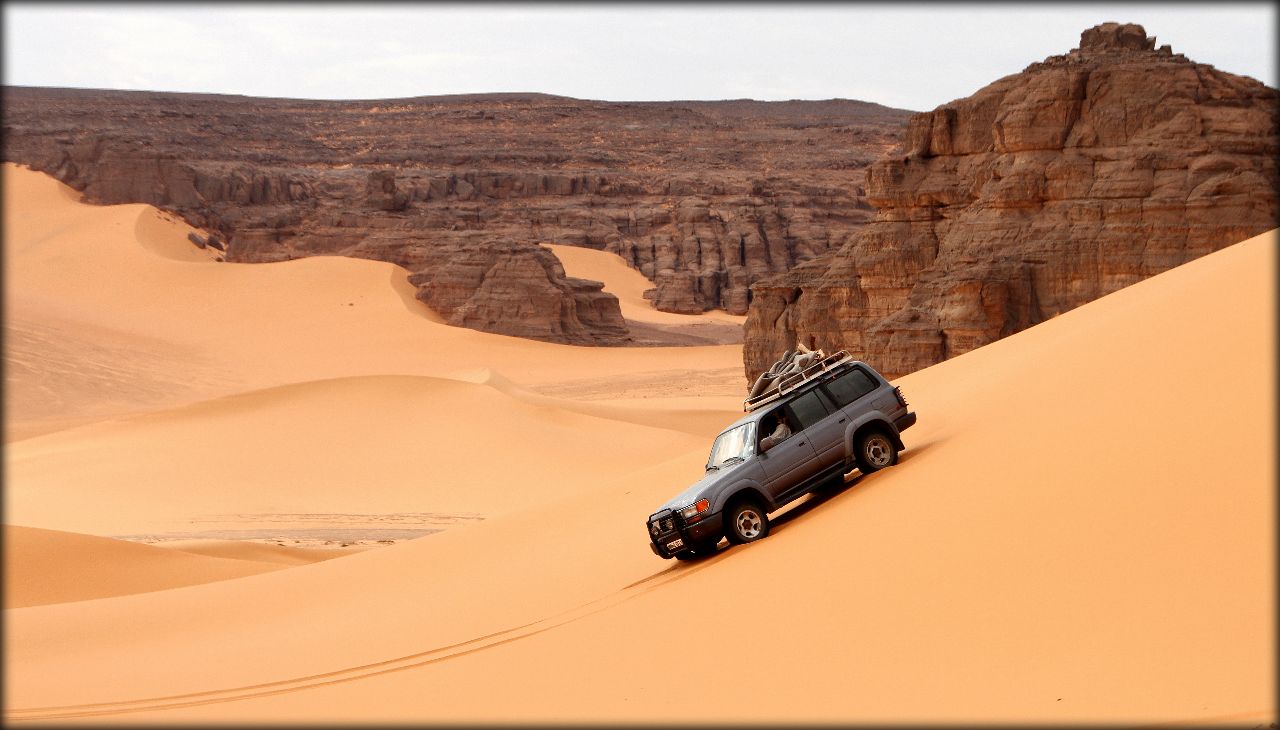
(745, 23, 1279, 379)
(1, 89, 908, 344)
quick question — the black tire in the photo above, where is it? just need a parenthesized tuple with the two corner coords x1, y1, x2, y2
(855, 429, 899, 474)
(724, 500, 770, 544)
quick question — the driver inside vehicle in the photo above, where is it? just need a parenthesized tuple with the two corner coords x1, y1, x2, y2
(759, 412, 792, 452)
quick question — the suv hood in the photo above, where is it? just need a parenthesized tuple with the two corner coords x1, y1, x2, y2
(654, 461, 748, 514)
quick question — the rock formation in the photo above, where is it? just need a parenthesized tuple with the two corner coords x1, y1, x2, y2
(744, 23, 1279, 379)
(1, 89, 908, 344)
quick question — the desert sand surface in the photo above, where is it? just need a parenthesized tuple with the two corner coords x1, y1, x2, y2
(3, 163, 1274, 725)
(542, 243, 747, 346)
(3, 526, 287, 609)
(543, 243, 746, 327)
(3, 526, 361, 610)
(3, 163, 746, 443)
(150, 538, 366, 565)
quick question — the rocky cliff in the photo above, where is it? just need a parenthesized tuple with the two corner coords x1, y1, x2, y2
(745, 23, 1279, 379)
(1, 89, 908, 345)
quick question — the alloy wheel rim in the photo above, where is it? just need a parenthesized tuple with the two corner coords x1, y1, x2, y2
(736, 509, 763, 539)
(866, 435, 892, 467)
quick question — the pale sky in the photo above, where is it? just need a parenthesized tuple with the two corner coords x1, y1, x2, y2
(3, 3, 1275, 112)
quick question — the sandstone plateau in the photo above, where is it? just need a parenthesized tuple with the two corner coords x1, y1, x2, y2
(744, 22, 1279, 380)
(1, 89, 908, 344)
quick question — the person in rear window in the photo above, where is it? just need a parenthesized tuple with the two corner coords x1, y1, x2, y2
(760, 413, 792, 451)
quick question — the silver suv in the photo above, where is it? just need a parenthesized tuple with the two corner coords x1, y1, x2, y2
(646, 353, 916, 559)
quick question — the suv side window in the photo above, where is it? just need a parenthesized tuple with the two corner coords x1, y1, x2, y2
(759, 409, 785, 444)
(786, 389, 831, 430)
(824, 367, 878, 408)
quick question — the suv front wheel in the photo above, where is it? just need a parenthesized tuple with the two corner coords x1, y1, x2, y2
(855, 429, 899, 473)
(724, 500, 770, 544)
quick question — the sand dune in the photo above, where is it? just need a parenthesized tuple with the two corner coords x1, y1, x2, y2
(4, 163, 744, 441)
(2, 162, 1273, 725)
(543, 243, 746, 345)
(6, 373, 705, 536)
(3, 526, 285, 609)
(160, 539, 365, 565)
(544, 243, 748, 325)
(455, 367, 743, 436)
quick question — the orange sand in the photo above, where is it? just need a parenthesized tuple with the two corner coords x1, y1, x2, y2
(543, 242, 746, 326)
(3, 164, 744, 442)
(4, 526, 284, 608)
(3, 163, 1273, 725)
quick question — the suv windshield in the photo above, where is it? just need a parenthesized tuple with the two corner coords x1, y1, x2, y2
(707, 423, 754, 469)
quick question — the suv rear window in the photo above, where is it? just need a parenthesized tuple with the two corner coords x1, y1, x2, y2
(825, 367, 878, 408)
(787, 389, 831, 430)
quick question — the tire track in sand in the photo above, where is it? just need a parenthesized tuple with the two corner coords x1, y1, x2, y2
(6, 550, 731, 722)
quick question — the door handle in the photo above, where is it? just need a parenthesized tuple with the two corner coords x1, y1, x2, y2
(797, 441, 806, 446)
(838, 418, 847, 423)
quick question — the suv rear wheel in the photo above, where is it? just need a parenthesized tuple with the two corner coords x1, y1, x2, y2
(855, 429, 898, 473)
(724, 500, 770, 544)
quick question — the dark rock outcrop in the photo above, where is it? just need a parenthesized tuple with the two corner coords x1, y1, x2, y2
(2, 89, 909, 344)
(744, 23, 1279, 379)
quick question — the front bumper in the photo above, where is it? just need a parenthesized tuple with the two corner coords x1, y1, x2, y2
(647, 510, 725, 559)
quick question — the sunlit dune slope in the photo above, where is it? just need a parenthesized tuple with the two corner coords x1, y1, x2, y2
(5, 374, 706, 536)
(454, 367, 742, 437)
(2, 526, 286, 609)
(543, 242, 746, 325)
(3, 163, 744, 441)
(159, 540, 366, 565)
(5, 230, 1273, 724)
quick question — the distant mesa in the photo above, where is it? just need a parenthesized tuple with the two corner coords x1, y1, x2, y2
(0, 86, 910, 346)
(743, 23, 1279, 380)
(5, 22, 1273, 365)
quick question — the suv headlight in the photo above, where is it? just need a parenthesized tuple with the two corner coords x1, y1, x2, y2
(678, 498, 710, 522)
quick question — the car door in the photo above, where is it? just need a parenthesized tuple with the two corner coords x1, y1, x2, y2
(792, 387, 846, 472)
(756, 406, 819, 504)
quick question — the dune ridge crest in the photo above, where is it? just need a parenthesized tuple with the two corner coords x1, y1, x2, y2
(3, 162, 746, 442)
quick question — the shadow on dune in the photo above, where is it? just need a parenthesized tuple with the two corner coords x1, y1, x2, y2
(670, 438, 942, 564)
(770, 439, 939, 535)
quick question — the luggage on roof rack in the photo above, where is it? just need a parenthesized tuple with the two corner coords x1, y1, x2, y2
(743, 348, 854, 412)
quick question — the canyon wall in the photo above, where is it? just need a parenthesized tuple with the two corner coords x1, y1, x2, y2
(2, 90, 908, 344)
(745, 23, 1279, 379)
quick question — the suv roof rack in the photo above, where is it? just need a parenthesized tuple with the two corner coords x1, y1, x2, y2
(743, 350, 855, 412)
